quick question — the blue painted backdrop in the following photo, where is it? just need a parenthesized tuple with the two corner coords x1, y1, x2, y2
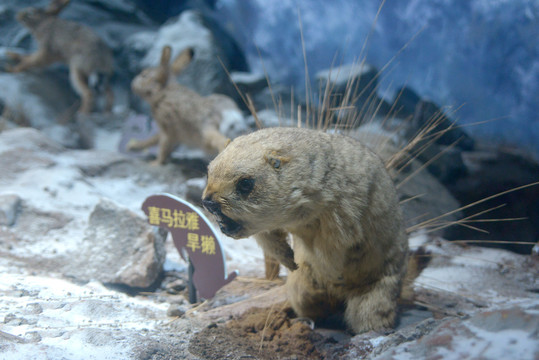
(212, 0, 538, 157)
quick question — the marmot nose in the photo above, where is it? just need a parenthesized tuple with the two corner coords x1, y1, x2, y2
(202, 198, 221, 215)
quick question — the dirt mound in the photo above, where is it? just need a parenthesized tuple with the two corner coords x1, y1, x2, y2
(189, 303, 349, 359)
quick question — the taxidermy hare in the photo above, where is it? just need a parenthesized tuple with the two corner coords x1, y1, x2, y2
(130, 45, 236, 165)
(7, 0, 114, 114)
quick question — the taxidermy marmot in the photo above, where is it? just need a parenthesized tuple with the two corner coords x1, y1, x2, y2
(202, 127, 408, 334)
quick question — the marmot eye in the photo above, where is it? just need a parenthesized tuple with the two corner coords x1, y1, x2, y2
(236, 177, 255, 196)
(271, 158, 281, 169)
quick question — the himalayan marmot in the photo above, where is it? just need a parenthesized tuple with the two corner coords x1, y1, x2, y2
(202, 127, 408, 334)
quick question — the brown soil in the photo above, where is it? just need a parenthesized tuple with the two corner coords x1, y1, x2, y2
(188, 303, 350, 359)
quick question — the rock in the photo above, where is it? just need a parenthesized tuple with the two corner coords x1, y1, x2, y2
(370, 308, 539, 359)
(133, 0, 217, 22)
(165, 279, 187, 295)
(350, 123, 462, 233)
(167, 304, 186, 317)
(385, 96, 475, 187)
(406, 99, 475, 151)
(19, 204, 72, 238)
(391, 86, 422, 118)
(0, 127, 64, 154)
(316, 63, 379, 105)
(412, 142, 468, 185)
(0, 146, 57, 185)
(315, 62, 392, 123)
(126, 10, 245, 98)
(228, 71, 269, 112)
(444, 146, 539, 254)
(67, 198, 167, 288)
(209, 93, 248, 139)
(250, 82, 308, 123)
(230, 71, 268, 97)
(0, 69, 78, 130)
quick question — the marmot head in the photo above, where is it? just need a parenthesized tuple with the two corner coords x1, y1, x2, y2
(202, 128, 323, 238)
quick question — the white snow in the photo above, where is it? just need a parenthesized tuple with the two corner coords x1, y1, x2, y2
(0, 274, 169, 360)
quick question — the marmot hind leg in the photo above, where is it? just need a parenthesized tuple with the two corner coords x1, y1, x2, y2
(344, 273, 401, 334)
(286, 263, 343, 321)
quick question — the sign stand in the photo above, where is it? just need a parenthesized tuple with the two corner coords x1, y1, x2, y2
(187, 258, 197, 304)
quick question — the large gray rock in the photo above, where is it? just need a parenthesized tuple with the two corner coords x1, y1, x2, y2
(0, 127, 179, 288)
(316, 62, 378, 102)
(0, 68, 78, 129)
(67, 198, 167, 288)
(445, 145, 539, 254)
(316, 62, 392, 124)
(125, 10, 240, 97)
(350, 123, 462, 233)
(368, 307, 538, 360)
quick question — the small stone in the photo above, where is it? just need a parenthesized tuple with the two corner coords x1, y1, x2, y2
(0, 194, 21, 226)
(24, 331, 42, 343)
(165, 279, 186, 294)
(24, 303, 43, 315)
(166, 304, 185, 318)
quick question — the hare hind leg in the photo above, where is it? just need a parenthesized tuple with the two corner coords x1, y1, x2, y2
(127, 134, 159, 152)
(7, 51, 51, 72)
(155, 133, 177, 165)
(69, 65, 94, 114)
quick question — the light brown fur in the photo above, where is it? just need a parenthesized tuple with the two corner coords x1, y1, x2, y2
(7, 0, 114, 114)
(130, 46, 236, 165)
(202, 127, 408, 334)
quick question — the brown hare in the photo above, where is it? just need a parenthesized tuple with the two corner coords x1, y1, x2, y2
(7, 0, 114, 114)
(130, 45, 238, 165)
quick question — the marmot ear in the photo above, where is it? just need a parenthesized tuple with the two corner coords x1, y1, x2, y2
(264, 151, 290, 170)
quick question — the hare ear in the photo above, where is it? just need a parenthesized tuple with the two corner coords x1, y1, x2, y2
(46, 0, 70, 15)
(171, 48, 194, 75)
(264, 151, 290, 170)
(156, 46, 172, 87)
(160, 46, 172, 68)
